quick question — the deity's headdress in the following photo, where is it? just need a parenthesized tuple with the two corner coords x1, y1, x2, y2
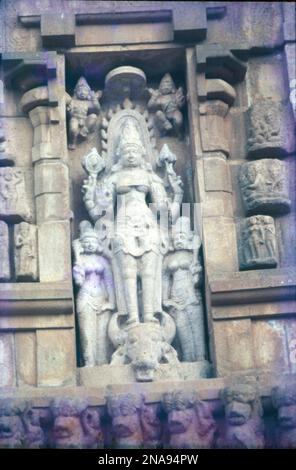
(116, 118, 146, 156)
(159, 73, 176, 93)
(79, 220, 99, 241)
(74, 77, 91, 96)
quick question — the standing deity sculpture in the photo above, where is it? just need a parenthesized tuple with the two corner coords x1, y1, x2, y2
(162, 216, 206, 362)
(14, 222, 38, 281)
(66, 77, 101, 149)
(82, 118, 183, 326)
(148, 73, 185, 137)
(72, 220, 115, 366)
(80, 114, 184, 381)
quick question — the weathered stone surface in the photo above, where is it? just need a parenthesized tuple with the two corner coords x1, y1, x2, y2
(28, 106, 61, 162)
(78, 361, 211, 387)
(213, 319, 254, 377)
(283, 2, 296, 42)
(14, 222, 38, 281)
(34, 161, 71, 222)
(203, 153, 231, 192)
(206, 78, 237, 106)
(199, 113, 229, 155)
(252, 320, 291, 374)
(38, 221, 72, 282)
(20, 86, 50, 114)
(196, 45, 247, 84)
(36, 329, 76, 387)
(0, 221, 11, 281)
(2, 118, 32, 167)
(0, 281, 73, 317)
(202, 217, 238, 274)
(0, 167, 33, 222)
(0, 334, 16, 388)
(15, 332, 36, 388)
(246, 99, 295, 157)
(172, 4, 207, 43)
(41, 13, 76, 48)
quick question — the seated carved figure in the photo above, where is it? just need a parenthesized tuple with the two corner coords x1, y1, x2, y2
(217, 383, 264, 449)
(50, 398, 103, 449)
(272, 381, 296, 448)
(162, 390, 216, 449)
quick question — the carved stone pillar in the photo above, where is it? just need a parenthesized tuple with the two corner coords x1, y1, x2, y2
(0, 52, 76, 388)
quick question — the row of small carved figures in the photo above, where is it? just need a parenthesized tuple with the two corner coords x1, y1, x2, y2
(1, 381, 295, 449)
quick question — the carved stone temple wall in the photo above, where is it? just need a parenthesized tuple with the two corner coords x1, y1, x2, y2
(0, 1, 295, 449)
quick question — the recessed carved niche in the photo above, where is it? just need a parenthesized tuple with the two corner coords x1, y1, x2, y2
(239, 159, 291, 215)
(70, 63, 209, 383)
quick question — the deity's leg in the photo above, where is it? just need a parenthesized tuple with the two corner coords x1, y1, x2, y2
(115, 251, 139, 324)
(77, 297, 97, 367)
(141, 251, 159, 323)
(266, 239, 276, 258)
(155, 110, 172, 131)
(68, 118, 79, 149)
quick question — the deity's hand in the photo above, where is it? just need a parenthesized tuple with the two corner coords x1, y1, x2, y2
(167, 172, 183, 194)
(148, 88, 158, 97)
(101, 302, 116, 312)
(82, 176, 97, 209)
(176, 87, 185, 107)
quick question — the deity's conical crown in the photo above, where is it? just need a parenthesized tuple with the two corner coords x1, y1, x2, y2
(159, 73, 176, 92)
(74, 76, 91, 93)
(116, 118, 145, 154)
(79, 220, 99, 240)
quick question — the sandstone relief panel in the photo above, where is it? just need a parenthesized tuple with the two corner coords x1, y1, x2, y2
(239, 159, 291, 215)
(0, 167, 33, 223)
(238, 215, 278, 270)
(14, 222, 38, 281)
(247, 99, 295, 157)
